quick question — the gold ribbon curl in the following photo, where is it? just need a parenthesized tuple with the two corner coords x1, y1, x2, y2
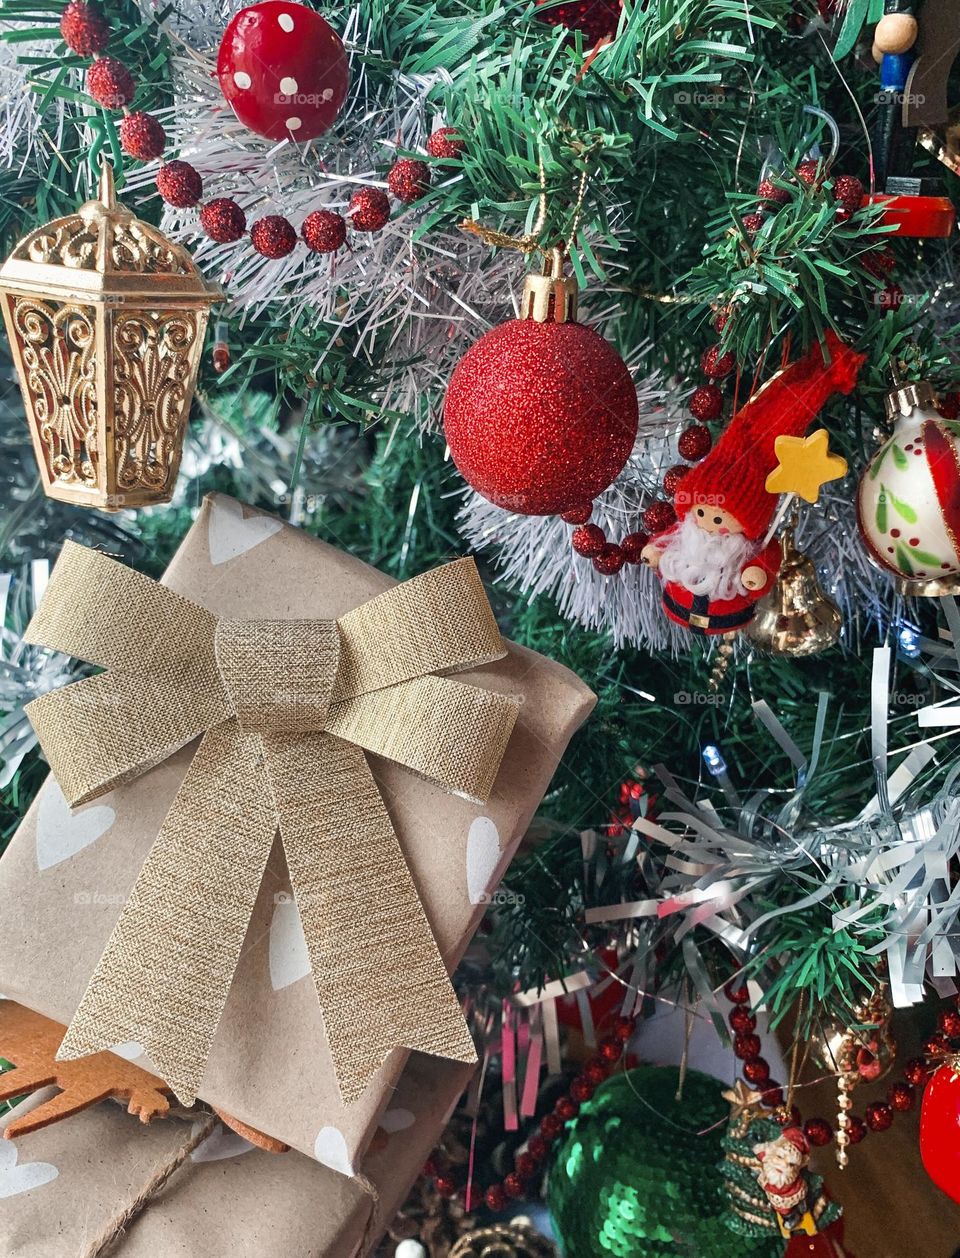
(24, 542, 521, 1107)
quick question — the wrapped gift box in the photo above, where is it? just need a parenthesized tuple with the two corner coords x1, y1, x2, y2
(0, 494, 595, 1174)
(0, 1027, 475, 1257)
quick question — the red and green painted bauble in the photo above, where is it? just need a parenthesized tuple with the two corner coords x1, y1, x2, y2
(443, 258, 639, 516)
(217, 1, 348, 142)
(856, 378, 960, 595)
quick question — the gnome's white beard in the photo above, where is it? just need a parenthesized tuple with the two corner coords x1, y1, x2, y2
(756, 1144, 803, 1188)
(657, 514, 757, 601)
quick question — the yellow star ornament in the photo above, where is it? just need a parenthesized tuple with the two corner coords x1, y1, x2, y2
(764, 429, 848, 503)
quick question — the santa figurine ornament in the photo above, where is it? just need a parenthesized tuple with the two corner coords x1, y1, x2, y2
(642, 330, 864, 638)
(754, 1126, 819, 1238)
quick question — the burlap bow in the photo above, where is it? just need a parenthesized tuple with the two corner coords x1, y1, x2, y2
(24, 541, 521, 1107)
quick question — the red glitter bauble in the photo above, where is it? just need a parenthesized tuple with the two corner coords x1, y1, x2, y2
(593, 543, 625, 575)
(833, 173, 864, 214)
(938, 1008, 960, 1040)
(865, 1100, 893, 1132)
(598, 1036, 622, 1062)
(742, 211, 765, 235)
(301, 209, 347, 254)
(614, 1016, 634, 1041)
(485, 1184, 507, 1211)
(570, 1075, 596, 1102)
(200, 197, 247, 243)
(700, 345, 735, 379)
(217, 1, 348, 142)
(903, 1057, 929, 1087)
(743, 1057, 771, 1084)
(540, 1113, 564, 1141)
(662, 464, 688, 497)
(86, 57, 136, 109)
(888, 1081, 915, 1112)
(426, 127, 464, 159)
(250, 214, 297, 258)
(572, 523, 606, 558)
(503, 1172, 525, 1200)
(733, 1033, 762, 1060)
(555, 1096, 578, 1120)
(846, 1114, 867, 1144)
(443, 318, 638, 515)
(119, 111, 166, 160)
(387, 157, 430, 203)
(804, 1118, 833, 1147)
(621, 531, 647, 564)
(60, 1, 109, 55)
(349, 187, 390, 232)
(729, 1006, 756, 1033)
(677, 424, 712, 461)
(526, 1134, 549, 1162)
(689, 384, 723, 422)
(156, 161, 203, 208)
(797, 158, 823, 187)
(863, 247, 896, 278)
(561, 501, 593, 524)
(535, 0, 621, 45)
(642, 499, 676, 535)
(724, 981, 750, 1004)
(760, 1081, 784, 1107)
(757, 178, 790, 206)
(926, 1032, 952, 1058)
(515, 1151, 539, 1179)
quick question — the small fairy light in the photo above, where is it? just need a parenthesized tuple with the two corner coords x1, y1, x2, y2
(897, 622, 921, 658)
(702, 744, 727, 776)
(211, 320, 230, 374)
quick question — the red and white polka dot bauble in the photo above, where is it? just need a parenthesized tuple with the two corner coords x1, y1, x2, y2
(217, 1, 348, 142)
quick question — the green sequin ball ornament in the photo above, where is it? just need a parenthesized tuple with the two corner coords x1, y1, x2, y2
(546, 1066, 783, 1258)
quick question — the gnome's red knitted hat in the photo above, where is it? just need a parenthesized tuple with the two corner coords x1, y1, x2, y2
(676, 330, 865, 539)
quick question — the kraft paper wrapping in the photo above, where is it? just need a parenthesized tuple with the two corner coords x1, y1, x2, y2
(0, 494, 596, 1172)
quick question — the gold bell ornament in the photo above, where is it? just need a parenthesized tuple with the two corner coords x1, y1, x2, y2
(0, 162, 221, 511)
(743, 526, 842, 656)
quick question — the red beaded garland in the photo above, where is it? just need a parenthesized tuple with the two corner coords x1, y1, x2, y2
(741, 211, 765, 235)
(534, 0, 621, 45)
(119, 111, 166, 160)
(60, 0, 109, 55)
(593, 543, 625, 576)
(797, 158, 823, 187)
(349, 187, 391, 233)
(833, 174, 864, 214)
(387, 157, 431, 203)
(434, 1172, 458, 1198)
(846, 1114, 867, 1145)
(925, 1032, 952, 1058)
(484, 1183, 507, 1211)
(539, 1113, 564, 1141)
(572, 523, 607, 558)
(156, 160, 203, 208)
(688, 384, 724, 422)
(301, 209, 347, 254)
(86, 57, 136, 109)
(555, 1096, 579, 1121)
(938, 1008, 960, 1039)
(561, 502, 594, 524)
(803, 1117, 833, 1147)
(743, 1056, 771, 1084)
(757, 178, 790, 206)
(250, 214, 298, 258)
(526, 1134, 549, 1161)
(888, 1081, 915, 1112)
(729, 1006, 756, 1034)
(903, 1057, 930, 1086)
(642, 500, 676, 535)
(734, 1033, 762, 1060)
(426, 127, 464, 159)
(700, 345, 735, 379)
(865, 1100, 894, 1132)
(599, 1036, 623, 1063)
(620, 531, 648, 564)
(570, 1075, 596, 1103)
(200, 197, 248, 243)
(677, 424, 712, 461)
(503, 1172, 525, 1200)
(723, 981, 751, 1004)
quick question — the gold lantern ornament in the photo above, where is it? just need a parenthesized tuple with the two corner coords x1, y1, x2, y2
(0, 163, 221, 511)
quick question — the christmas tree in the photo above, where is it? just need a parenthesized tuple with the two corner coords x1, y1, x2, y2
(0, 0, 959, 1253)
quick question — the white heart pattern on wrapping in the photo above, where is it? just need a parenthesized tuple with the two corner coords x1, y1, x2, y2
(466, 816, 501, 906)
(207, 496, 283, 567)
(190, 1122, 256, 1163)
(268, 895, 311, 991)
(36, 780, 116, 872)
(0, 1142, 58, 1198)
(379, 1108, 415, 1133)
(313, 1125, 354, 1177)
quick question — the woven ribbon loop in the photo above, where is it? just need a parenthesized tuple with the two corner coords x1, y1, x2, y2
(24, 541, 521, 1107)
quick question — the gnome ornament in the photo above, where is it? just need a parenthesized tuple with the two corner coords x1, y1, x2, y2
(754, 1126, 819, 1238)
(642, 330, 864, 636)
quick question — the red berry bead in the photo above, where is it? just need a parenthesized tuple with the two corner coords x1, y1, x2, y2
(200, 197, 247, 244)
(156, 160, 203, 208)
(642, 500, 676, 534)
(387, 157, 431, 203)
(846, 1114, 867, 1144)
(614, 1016, 635, 1042)
(888, 1081, 915, 1112)
(925, 1032, 952, 1057)
(712, 309, 730, 333)
(540, 1113, 564, 1141)
(526, 1134, 549, 1162)
(689, 384, 724, 422)
(903, 1057, 929, 1086)
(863, 247, 896, 277)
(729, 1007, 756, 1034)
(865, 1100, 893, 1132)
(599, 1036, 622, 1063)
(797, 158, 823, 187)
(757, 178, 790, 205)
(742, 211, 765, 235)
(663, 464, 689, 497)
(427, 126, 465, 158)
(572, 523, 606, 558)
(561, 501, 593, 524)
(734, 1033, 762, 1060)
(743, 1057, 771, 1084)
(584, 1057, 609, 1085)
(119, 111, 166, 160)
(724, 980, 751, 1005)
(250, 214, 298, 259)
(515, 1152, 538, 1180)
(485, 1183, 507, 1211)
(759, 1080, 783, 1107)
(938, 1008, 960, 1040)
(833, 173, 864, 213)
(700, 345, 735, 379)
(555, 1096, 578, 1121)
(60, 0, 109, 55)
(434, 1172, 458, 1198)
(86, 57, 136, 110)
(593, 543, 625, 576)
(349, 187, 390, 232)
(804, 1117, 833, 1147)
(621, 531, 648, 564)
(570, 1075, 596, 1103)
(302, 209, 347, 254)
(677, 424, 712, 461)
(504, 1172, 525, 1200)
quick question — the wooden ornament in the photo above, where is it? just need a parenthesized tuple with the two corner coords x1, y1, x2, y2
(875, 12, 918, 55)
